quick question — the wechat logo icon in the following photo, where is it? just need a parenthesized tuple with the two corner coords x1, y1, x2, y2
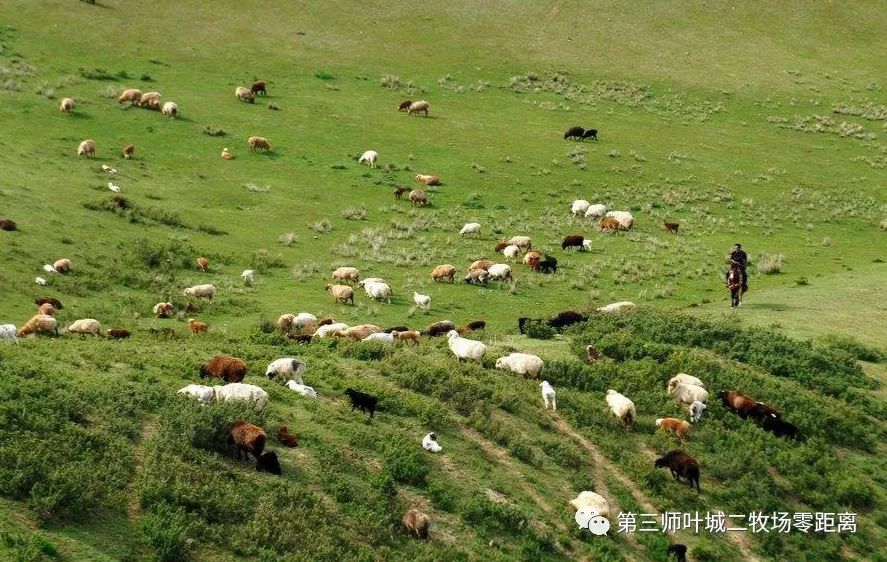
(575, 507, 610, 536)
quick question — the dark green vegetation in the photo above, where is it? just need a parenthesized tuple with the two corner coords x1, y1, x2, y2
(0, 0, 884, 560)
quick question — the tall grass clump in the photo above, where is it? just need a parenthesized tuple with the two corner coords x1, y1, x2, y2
(757, 253, 785, 274)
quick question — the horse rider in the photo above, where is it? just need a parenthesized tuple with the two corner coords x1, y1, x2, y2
(729, 243, 748, 296)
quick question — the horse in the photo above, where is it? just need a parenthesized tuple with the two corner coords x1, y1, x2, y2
(726, 265, 745, 307)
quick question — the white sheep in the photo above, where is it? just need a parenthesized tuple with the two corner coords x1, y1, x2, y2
(66, 318, 102, 336)
(265, 358, 306, 383)
(582, 240, 593, 251)
(42, 264, 57, 274)
(35, 277, 48, 286)
(605, 210, 634, 229)
(584, 204, 608, 219)
(596, 301, 636, 314)
(569, 491, 610, 519)
(487, 263, 512, 283)
(363, 280, 391, 304)
(183, 284, 215, 300)
(77, 139, 96, 157)
(689, 400, 707, 423)
(459, 222, 481, 236)
(506, 236, 532, 251)
(241, 269, 255, 285)
(293, 312, 318, 328)
(540, 381, 556, 410)
(669, 383, 709, 406)
(357, 277, 387, 287)
(667, 374, 704, 393)
(177, 384, 215, 405)
(0, 324, 18, 344)
(285, 379, 317, 399)
(314, 322, 349, 338)
(332, 266, 360, 284)
(161, 101, 178, 118)
(358, 150, 378, 168)
(108, 182, 121, 193)
(413, 291, 431, 310)
(213, 383, 268, 410)
(363, 332, 395, 343)
(422, 432, 442, 453)
(605, 389, 636, 428)
(495, 353, 544, 379)
(571, 199, 590, 216)
(235, 86, 254, 103)
(502, 245, 521, 259)
(59, 98, 75, 112)
(446, 330, 486, 363)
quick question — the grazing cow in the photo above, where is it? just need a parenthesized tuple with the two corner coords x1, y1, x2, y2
(538, 255, 558, 274)
(761, 414, 799, 440)
(561, 235, 586, 251)
(582, 128, 598, 141)
(654, 451, 700, 493)
(667, 544, 688, 562)
(564, 126, 585, 140)
(717, 390, 758, 419)
(663, 221, 679, 234)
(345, 388, 378, 418)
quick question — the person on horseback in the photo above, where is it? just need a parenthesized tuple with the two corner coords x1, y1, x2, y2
(726, 262, 744, 307)
(729, 243, 748, 294)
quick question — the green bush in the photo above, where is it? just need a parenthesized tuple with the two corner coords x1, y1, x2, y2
(524, 320, 555, 340)
(140, 503, 193, 562)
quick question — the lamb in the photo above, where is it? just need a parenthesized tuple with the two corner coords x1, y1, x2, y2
(336, 324, 381, 341)
(285, 379, 318, 399)
(117, 88, 142, 105)
(345, 388, 378, 418)
(495, 353, 544, 378)
(17, 314, 58, 337)
(571, 199, 590, 215)
(422, 432, 442, 453)
(313, 322, 350, 339)
(502, 244, 521, 259)
(196, 256, 209, 272)
(402, 509, 430, 540)
(536, 254, 559, 273)
(161, 101, 178, 118)
(459, 222, 481, 236)
(656, 418, 691, 441)
(265, 358, 307, 382)
(122, 144, 135, 159)
(446, 330, 486, 363)
(59, 97, 75, 112)
(277, 426, 299, 447)
(177, 384, 215, 405)
(669, 383, 709, 406)
(586, 344, 604, 363)
(596, 301, 636, 314)
(667, 374, 704, 392)
(397, 100, 413, 111)
(584, 204, 608, 219)
(413, 292, 431, 310)
(42, 264, 57, 274)
(468, 259, 493, 272)
(0, 324, 18, 344)
(663, 221, 679, 234)
(486, 263, 512, 283)
(221, 147, 233, 160)
(391, 330, 421, 345)
(0, 219, 17, 231)
(107, 328, 131, 339)
(363, 331, 395, 343)
(407, 100, 429, 116)
(358, 150, 378, 168)
(506, 236, 532, 251)
(199, 355, 248, 384)
(77, 139, 96, 157)
(250, 80, 267, 96)
(215, 383, 269, 410)
(423, 320, 456, 337)
(229, 420, 266, 461)
(540, 381, 556, 410)
(414, 174, 440, 186)
(569, 491, 610, 519)
(409, 190, 428, 206)
(188, 318, 208, 335)
(654, 451, 700, 493)
(431, 264, 456, 283)
(248, 136, 271, 152)
(688, 401, 707, 423)
(606, 389, 636, 428)
(139, 92, 162, 109)
(235, 86, 255, 103)
(35, 277, 48, 286)
(325, 284, 354, 305)
(241, 269, 255, 285)
(393, 186, 408, 200)
(561, 235, 587, 251)
(52, 258, 71, 274)
(362, 281, 392, 304)
(153, 302, 175, 318)
(605, 211, 634, 230)
(66, 318, 102, 336)
(183, 284, 215, 300)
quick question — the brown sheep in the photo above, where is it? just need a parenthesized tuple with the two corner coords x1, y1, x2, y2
(117, 88, 142, 105)
(277, 426, 299, 447)
(397, 100, 413, 112)
(463, 269, 489, 285)
(139, 92, 162, 109)
(229, 420, 266, 460)
(17, 314, 58, 337)
(523, 251, 541, 269)
(59, 98, 75, 112)
(654, 451, 700, 493)
(325, 284, 355, 305)
(493, 242, 509, 252)
(107, 328, 131, 339)
(188, 318, 208, 335)
(598, 217, 621, 232)
(53, 259, 72, 274)
(717, 390, 758, 419)
(663, 221, 679, 234)
(197, 256, 209, 272)
(200, 355, 247, 383)
(248, 136, 271, 153)
(251, 80, 267, 96)
(409, 190, 428, 206)
(37, 303, 56, 316)
(392, 330, 421, 345)
(77, 139, 96, 158)
(468, 260, 493, 272)
(464, 319, 487, 332)
(0, 219, 17, 231)
(431, 264, 456, 283)
(402, 509, 430, 539)
(123, 144, 135, 159)
(277, 313, 296, 333)
(656, 418, 691, 441)
(586, 344, 604, 363)
(422, 320, 456, 337)
(35, 297, 63, 310)
(394, 186, 409, 200)
(336, 324, 381, 341)
(414, 174, 440, 186)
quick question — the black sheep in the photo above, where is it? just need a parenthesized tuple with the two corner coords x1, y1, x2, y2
(667, 544, 687, 562)
(256, 451, 282, 475)
(538, 255, 558, 274)
(761, 414, 799, 439)
(422, 320, 456, 337)
(385, 325, 411, 333)
(563, 126, 585, 140)
(582, 128, 598, 141)
(0, 219, 17, 231)
(547, 310, 586, 329)
(654, 450, 700, 493)
(466, 319, 486, 331)
(345, 388, 378, 418)
(561, 234, 585, 251)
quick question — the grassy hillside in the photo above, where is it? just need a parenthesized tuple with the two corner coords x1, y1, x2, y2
(0, 1, 885, 561)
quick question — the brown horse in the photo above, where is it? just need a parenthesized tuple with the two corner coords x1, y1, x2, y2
(726, 264, 745, 307)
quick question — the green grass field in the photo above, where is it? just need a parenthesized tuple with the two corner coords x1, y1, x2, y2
(0, 1, 884, 560)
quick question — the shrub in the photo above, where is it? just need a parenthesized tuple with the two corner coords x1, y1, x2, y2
(314, 70, 334, 80)
(79, 68, 117, 81)
(757, 253, 785, 274)
(524, 320, 555, 340)
(382, 435, 428, 485)
(202, 125, 227, 137)
(249, 249, 286, 271)
(140, 503, 192, 562)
